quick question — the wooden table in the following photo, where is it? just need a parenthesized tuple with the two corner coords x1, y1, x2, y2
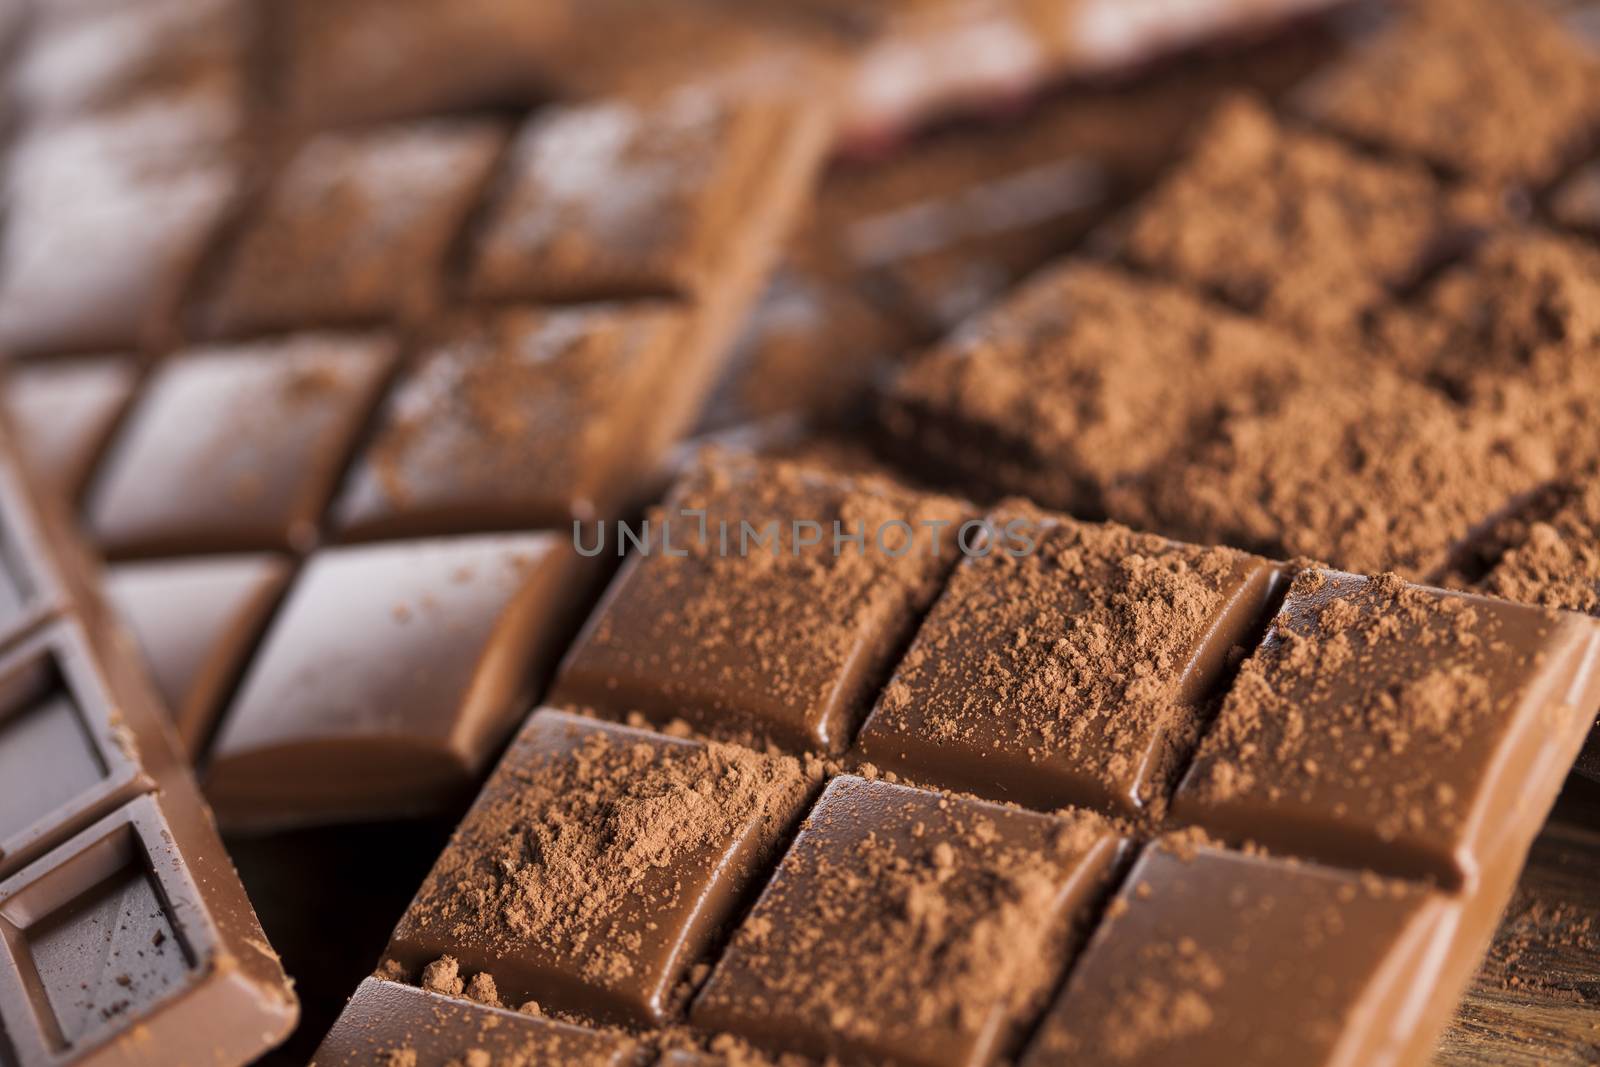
(1438, 782, 1600, 1063)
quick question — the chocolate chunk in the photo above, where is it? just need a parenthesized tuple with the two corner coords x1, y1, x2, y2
(1105, 368, 1556, 580)
(2, 356, 136, 503)
(552, 456, 969, 751)
(104, 554, 289, 757)
(203, 121, 506, 337)
(333, 303, 688, 540)
(386, 710, 812, 1024)
(857, 505, 1282, 815)
(1298, 0, 1600, 184)
(0, 423, 295, 1064)
(882, 260, 1321, 516)
(467, 92, 823, 305)
(84, 333, 398, 557)
(206, 534, 583, 828)
(312, 977, 643, 1067)
(1022, 841, 1457, 1067)
(692, 775, 1121, 1067)
(278, 0, 565, 128)
(0, 104, 237, 357)
(1174, 569, 1600, 888)
(1121, 95, 1459, 338)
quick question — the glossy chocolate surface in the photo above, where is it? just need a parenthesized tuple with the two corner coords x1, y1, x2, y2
(207, 535, 583, 828)
(0, 426, 295, 1066)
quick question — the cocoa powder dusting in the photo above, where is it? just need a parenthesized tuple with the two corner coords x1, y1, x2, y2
(866, 502, 1271, 816)
(1107, 369, 1556, 580)
(1299, 0, 1600, 184)
(1483, 474, 1600, 616)
(695, 777, 1115, 1065)
(395, 712, 811, 1014)
(1122, 95, 1458, 339)
(884, 261, 1323, 516)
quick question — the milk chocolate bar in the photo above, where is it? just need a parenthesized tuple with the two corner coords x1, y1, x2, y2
(0, 85, 827, 829)
(319, 455, 1600, 1065)
(270, 0, 1351, 151)
(0, 422, 296, 1064)
(883, 0, 1600, 584)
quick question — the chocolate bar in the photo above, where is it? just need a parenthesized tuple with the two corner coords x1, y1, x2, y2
(0, 84, 827, 829)
(317, 455, 1600, 1065)
(270, 0, 1351, 152)
(883, 0, 1600, 584)
(0, 421, 295, 1064)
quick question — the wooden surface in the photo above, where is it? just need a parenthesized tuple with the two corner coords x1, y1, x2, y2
(1437, 781, 1600, 1064)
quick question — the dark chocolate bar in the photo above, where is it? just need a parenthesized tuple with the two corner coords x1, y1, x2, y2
(0, 422, 296, 1065)
(317, 454, 1600, 1066)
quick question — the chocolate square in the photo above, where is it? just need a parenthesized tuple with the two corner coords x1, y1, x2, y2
(202, 121, 506, 336)
(468, 93, 810, 304)
(0, 799, 207, 1065)
(1297, 0, 1600, 184)
(0, 104, 236, 357)
(857, 505, 1282, 815)
(206, 534, 581, 828)
(552, 457, 969, 751)
(105, 555, 290, 757)
(0, 624, 150, 880)
(692, 775, 1121, 1067)
(1122, 95, 1454, 338)
(1174, 569, 1600, 888)
(2, 358, 137, 505)
(279, 0, 565, 128)
(883, 261, 1316, 516)
(385, 710, 813, 1025)
(84, 333, 398, 557)
(311, 977, 643, 1067)
(1022, 841, 1456, 1067)
(333, 303, 688, 541)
